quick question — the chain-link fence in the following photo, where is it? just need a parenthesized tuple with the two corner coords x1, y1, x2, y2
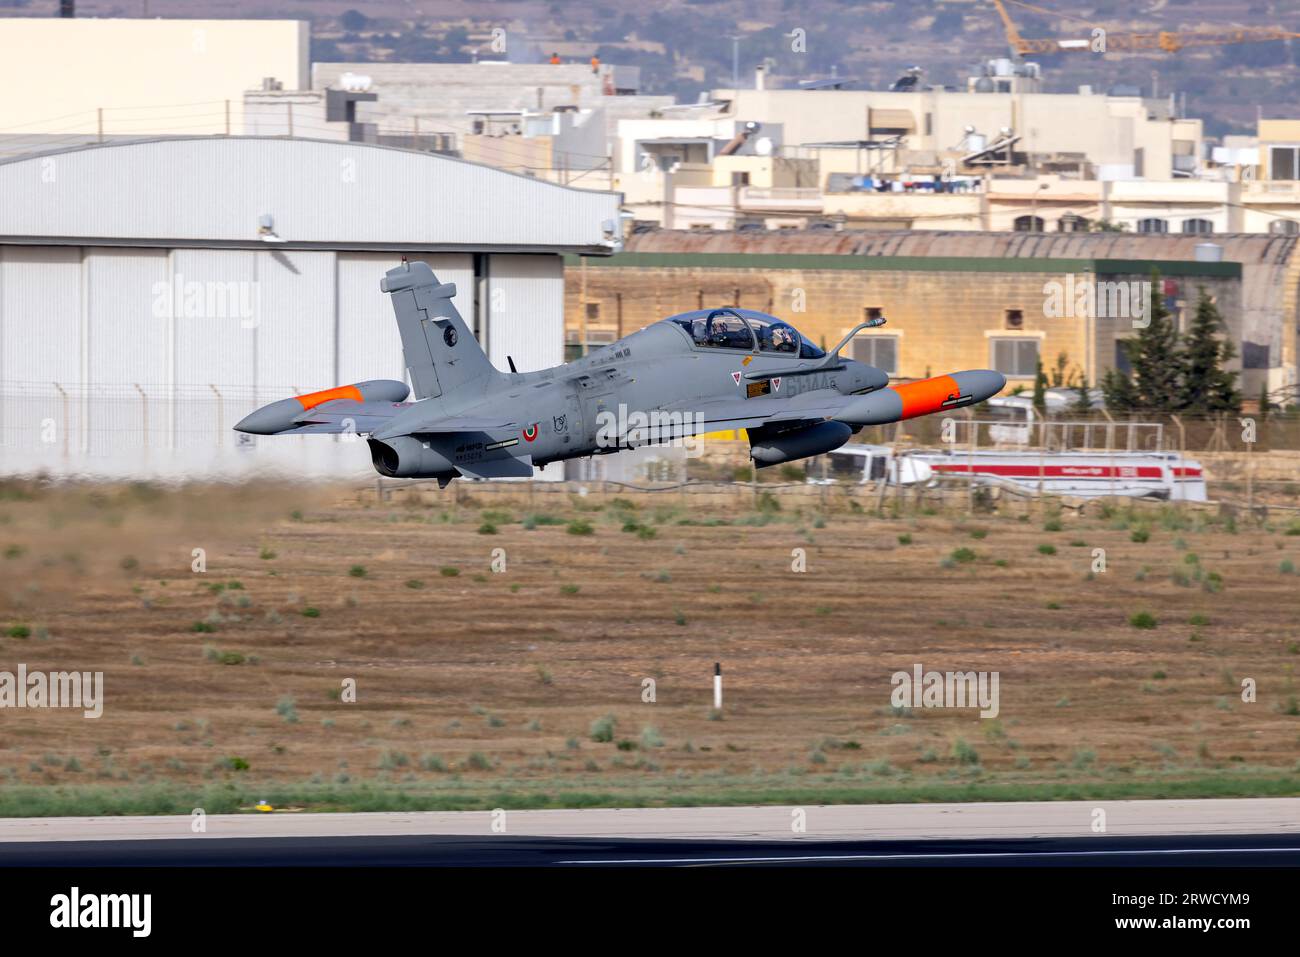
(0, 383, 375, 480)
(859, 410, 1300, 455)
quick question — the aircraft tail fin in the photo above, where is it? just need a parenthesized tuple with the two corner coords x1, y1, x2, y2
(380, 261, 503, 400)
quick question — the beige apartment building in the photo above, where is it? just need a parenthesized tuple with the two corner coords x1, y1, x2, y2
(719, 84, 1203, 184)
(0, 18, 309, 137)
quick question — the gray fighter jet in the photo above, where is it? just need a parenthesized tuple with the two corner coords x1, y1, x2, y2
(235, 260, 1005, 485)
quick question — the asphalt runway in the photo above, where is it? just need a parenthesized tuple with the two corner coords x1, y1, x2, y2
(1, 833, 1297, 866)
(1, 798, 1296, 866)
(2, 796, 1296, 843)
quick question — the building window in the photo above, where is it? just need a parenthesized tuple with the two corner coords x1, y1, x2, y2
(1058, 214, 1089, 232)
(1242, 341, 1270, 369)
(853, 336, 898, 375)
(1137, 217, 1168, 234)
(990, 338, 1039, 377)
(864, 306, 884, 322)
(1013, 215, 1044, 232)
(1269, 219, 1299, 235)
(1270, 146, 1300, 181)
(585, 302, 601, 322)
(1182, 218, 1213, 235)
(1005, 309, 1024, 330)
(1114, 340, 1133, 375)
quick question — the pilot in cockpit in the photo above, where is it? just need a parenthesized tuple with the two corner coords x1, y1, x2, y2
(770, 326, 797, 353)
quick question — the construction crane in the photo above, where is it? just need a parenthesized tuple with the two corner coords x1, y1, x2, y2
(991, 0, 1300, 56)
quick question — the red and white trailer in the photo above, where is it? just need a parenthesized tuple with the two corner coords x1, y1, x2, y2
(814, 445, 1207, 501)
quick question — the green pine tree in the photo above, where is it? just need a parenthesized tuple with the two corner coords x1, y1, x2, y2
(1032, 357, 1047, 414)
(1072, 379, 1093, 414)
(1102, 271, 1184, 413)
(1179, 287, 1241, 413)
(1049, 351, 1072, 388)
(1101, 367, 1137, 411)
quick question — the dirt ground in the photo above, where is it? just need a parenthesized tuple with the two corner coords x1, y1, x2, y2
(0, 478, 1297, 813)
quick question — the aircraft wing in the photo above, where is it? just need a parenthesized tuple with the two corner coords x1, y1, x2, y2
(287, 398, 515, 436)
(272, 399, 405, 435)
(657, 389, 855, 435)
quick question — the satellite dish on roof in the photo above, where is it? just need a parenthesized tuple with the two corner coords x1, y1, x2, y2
(754, 136, 774, 156)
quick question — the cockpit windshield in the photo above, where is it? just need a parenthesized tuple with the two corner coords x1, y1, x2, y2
(667, 308, 825, 359)
(673, 310, 755, 350)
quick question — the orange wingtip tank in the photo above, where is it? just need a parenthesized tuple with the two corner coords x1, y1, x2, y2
(892, 374, 963, 420)
(294, 384, 364, 411)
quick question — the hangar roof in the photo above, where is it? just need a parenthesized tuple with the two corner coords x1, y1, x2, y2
(620, 228, 1297, 267)
(0, 136, 622, 255)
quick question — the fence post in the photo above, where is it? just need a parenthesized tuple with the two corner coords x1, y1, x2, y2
(966, 407, 976, 516)
(133, 383, 148, 454)
(1170, 414, 1186, 510)
(1246, 417, 1254, 513)
(209, 384, 223, 446)
(52, 383, 69, 460)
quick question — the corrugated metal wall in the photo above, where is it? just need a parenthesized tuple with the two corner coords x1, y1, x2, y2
(251, 249, 335, 395)
(171, 248, 257, 392)
(0, 246, 84, 451)
(487, 254, 564, 373)
(85, 248, 169, 455)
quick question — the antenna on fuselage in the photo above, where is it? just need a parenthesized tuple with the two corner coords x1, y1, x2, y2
(507, 356, 518, 374)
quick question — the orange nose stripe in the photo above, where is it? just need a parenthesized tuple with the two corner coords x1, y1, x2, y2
(295, 385, 364, 411)
(893, 375, 961, 419)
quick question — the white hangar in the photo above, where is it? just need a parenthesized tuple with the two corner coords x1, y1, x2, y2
(0, 136, 622, 478)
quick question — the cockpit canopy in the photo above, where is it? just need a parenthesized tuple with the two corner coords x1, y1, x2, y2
(666, 308, 826, 359)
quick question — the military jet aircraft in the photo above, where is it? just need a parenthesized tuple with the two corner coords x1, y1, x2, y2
(235, 260, 1005, 485)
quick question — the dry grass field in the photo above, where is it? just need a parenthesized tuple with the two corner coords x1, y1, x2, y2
(0, 478, 1297, 815)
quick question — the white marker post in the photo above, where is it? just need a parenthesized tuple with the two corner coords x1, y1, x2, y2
(713, 662, 722, 711)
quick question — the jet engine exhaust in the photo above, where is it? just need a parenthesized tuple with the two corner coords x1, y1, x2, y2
(366, 437, 456, 480)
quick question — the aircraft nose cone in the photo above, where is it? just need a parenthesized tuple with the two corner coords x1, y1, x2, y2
(234, 398, 299, 435)
(952, 369, 1006, 401)
(233, 408, 276, 435)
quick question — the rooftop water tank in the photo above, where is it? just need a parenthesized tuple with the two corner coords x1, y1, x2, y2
(1195, 242, 1223, 263)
